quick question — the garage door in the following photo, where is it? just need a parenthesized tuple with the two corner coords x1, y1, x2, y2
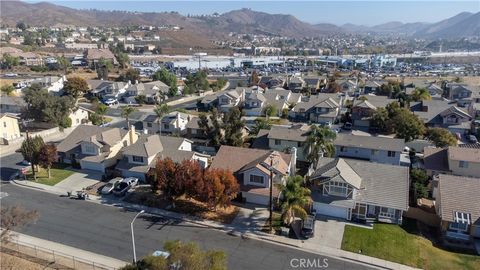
(80, 160, 104, 173)
(243, 192, 269, 206)
(313, 202, 348, 219)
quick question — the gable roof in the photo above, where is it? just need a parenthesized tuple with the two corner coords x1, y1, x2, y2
(292, 93, 340, 112)
(311, 158, 409, 210)
(122, 134, 163, 157)
(267, 124, 309, 142)
(353, 95, 395, 109)
(437, 174, 480, 224)
(56, 125, 118, 153)
(334, 133, 405, 152)
(448, 146, 480, 163)
(423, 147, 449, 173)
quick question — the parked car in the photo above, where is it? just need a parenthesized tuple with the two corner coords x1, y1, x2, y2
(103, 98, 118, 106)
(20, 160, 31, 166)
(342, 122, 352, 130)
(301, 215, 315, 239)
(468, 135, 478, 143)
(101, 177, 123, 195)
(113, 177, 138, 196)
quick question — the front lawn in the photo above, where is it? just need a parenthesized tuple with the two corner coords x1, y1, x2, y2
(341, 221, 480, 270)
(26, 164, 75, 186)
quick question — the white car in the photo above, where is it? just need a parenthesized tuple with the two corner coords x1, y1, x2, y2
(100, 177, 123, 195)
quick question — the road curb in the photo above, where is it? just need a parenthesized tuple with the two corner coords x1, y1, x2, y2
(11, 180, 46, 191)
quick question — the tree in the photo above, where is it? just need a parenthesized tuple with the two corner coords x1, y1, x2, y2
(16, 22, 27, 31)
(251, 118, 271, 135)
(63, 76, 89, 102)
(425, 128, 457, 147)
(411, 168, 429, 200)
(184, 70, 209, 94)
(250, 70, 260, 86)
(119, 68, 140, 83)
(121, 106, 138, 128)
(264, 104, 277, 120)
(175, 160, 204, 199)
(150, 158, 177, 198)
(116, 52, 129, 69)
(1, 85, 15, 96)
(121, 240, 227, 270)
(20, 135, 45, 181)
(371, 108, 390, 133)
(198, 109, 222, 148)
(200, 168, 239, 210)
(377, 80, 402, 97)
(23, 85, 75, 127)
(392, 109, 426, 142)
(56, 55, 70, 74)
(2, 53, 20, 69)
(96, 103, 109, 125)
(304, 125, 336, 164)
(325, 81, 341, 93)
(153, 68, 178, 96)
(38, 144, 57, 178)
(277, 176, 312, 225)
(154, 103, 170, 134)
(222, 107, 245, 147)
(1, 206, 38, 242)
(411, 87, 431, 102)
(135, 95, 146, 104)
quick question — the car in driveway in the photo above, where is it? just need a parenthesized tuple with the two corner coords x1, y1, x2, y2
(100, 177, 123, 195)
(113, 177, 138, 196)
(302, 215, 315, 239)
(467, 135, 478, 143)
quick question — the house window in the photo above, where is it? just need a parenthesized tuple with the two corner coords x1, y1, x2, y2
(379, 207, 396, 218)
(371, 149, 378, 155)
(449, 222, 468, 232)
(132, 156, 144, 163)
(328, 181, 348, 196)
(387, 151, 396, 157)
(249, 175, 264, 184)
(340, 146, 346, 152)
(3, 122, 6, 128)
(298, 142, 303, 147)
(85, 144, 96, 154)
(459, 161, 469, 168)
(147, 122, 152, 128)
(163, 124, 169, 130)
(274, 139, 281, 145)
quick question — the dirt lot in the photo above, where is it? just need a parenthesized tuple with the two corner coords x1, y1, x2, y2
(125, 186, 239, 224)
(0, 251, 56, 270)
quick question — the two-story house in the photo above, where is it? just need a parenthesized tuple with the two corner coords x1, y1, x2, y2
(217, 88, 245, 112)
(334, 134, 407, 166)
(243, 88, 301, 117)
(290, 93, 342, 124)
(309, 158, 409, 224)
(142, 111, 191, 135)
(351, 95, 396, 129)
(88, 79, 130, 100)
(411, 100, 472, 134)
(210, 146, 294, 205)
(57, 125, 137, 173)
(446, 83, 472, 107)
(433, 174, 480, 243)
(115, 135, 209, 182)
(424, 145, 480, 178)
(0, 113, 21, 145)
(287, 76, 305, 92)
(124, 81, 170, 104)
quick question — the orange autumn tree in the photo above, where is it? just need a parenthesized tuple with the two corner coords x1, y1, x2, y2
(201, 168, 239, 210)
(149, 158, 177, 198)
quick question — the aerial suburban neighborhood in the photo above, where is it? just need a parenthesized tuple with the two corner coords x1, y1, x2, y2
(0, 1, 479, 270)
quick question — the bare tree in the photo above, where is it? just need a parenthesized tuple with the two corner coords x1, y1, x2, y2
(1, 206, 38, 242)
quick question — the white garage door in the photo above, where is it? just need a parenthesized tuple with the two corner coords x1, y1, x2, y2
(313, 202, 348, 219)
(243, 192, 269, 206)
(80, 160, 104, 173)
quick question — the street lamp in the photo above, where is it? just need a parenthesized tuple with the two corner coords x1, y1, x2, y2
(268, 152, 279, 234)
(131, 210, 145, 263)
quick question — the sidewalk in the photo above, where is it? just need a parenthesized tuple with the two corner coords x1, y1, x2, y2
(11, 180, 419, 270)
(9, 231, 128, 269)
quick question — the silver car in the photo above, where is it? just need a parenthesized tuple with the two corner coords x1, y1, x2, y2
(101, 177, 123, 195)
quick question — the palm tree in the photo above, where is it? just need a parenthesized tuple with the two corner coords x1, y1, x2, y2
(411, 87, 431, 102)
(121, 106, 138, 128)
(277, 176, 312, 226)
(304, 125, 336, 164)
(96, 104, 108, 125)
(154, 103, 170, 134)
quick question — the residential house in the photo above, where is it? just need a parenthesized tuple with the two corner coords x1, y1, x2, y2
(115, 135, 209, 182)
(87, 80, 130, 100)
(0, 96, 26, 114)
(19, 76, 66, 94)
(243, 88, 301, 117)
(0, 114, 21, 145)
(0, 47, 43, 66)
(217, 88, 246, 112)
(445, 83, 472, 107)
(290, 93, 342, 124)
(411, 100, 472, 134)
(303, 77, 324, 94)
(362, 80, 383, 95)
(142, 111, 191, 135)
(69, 106, 92, 127)
(309, 158, 409, 224)
(210, 146, 294, 205)
(337, 79, 357, 96)
(351, 95, 397, 129)
(252, 124, 309, 162)
(85, 48, 118, 67)
(57, 125, 137, 173)
(124, 81, 170, 104)
(433, 174, 480, 242)
(334, 134, 407, 166)
(287, 76, 305, 92)
(423, 145, 480, 178)
(258, 76, 285, 89)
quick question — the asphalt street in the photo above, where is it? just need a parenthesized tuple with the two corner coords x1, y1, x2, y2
(0, 182, 376, 270)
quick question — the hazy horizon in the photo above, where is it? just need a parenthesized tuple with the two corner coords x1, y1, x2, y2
(23, 0, 480, 26)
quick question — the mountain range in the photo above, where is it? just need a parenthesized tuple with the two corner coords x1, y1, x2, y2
(0, 1, 479, 40)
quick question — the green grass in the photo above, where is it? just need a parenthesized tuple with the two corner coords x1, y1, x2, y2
(26, 164, 75, 186)
(341, 221, 480, 270)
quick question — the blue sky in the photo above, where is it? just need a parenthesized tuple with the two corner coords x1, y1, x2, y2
(26, 1, 480, 26)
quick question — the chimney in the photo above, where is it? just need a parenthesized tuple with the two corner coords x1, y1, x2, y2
(128, 125, 138, 145)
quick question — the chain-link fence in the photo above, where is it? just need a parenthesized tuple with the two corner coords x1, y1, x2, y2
(3, 239, 119, 270)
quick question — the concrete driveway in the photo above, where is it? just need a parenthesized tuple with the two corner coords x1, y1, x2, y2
(54, 170, 103, 192)
(306, 217, 346, 250)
